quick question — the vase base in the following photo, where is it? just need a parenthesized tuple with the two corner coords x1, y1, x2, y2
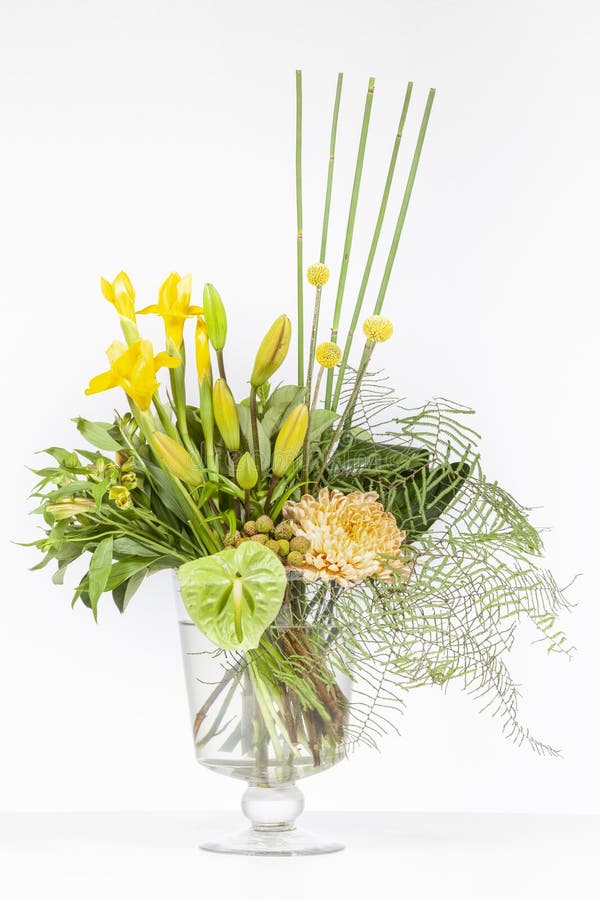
(200, 825, 344, 856)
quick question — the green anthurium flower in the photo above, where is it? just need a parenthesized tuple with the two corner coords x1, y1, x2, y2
(177, 542, 287, 651)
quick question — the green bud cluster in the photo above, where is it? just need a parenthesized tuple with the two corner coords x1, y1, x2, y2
(234, 517, 309, 569)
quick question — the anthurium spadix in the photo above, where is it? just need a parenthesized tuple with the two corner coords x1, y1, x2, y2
(177, 541, 287, 650)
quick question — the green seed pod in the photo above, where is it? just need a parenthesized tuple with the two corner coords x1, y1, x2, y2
(265, 539, 281, 554)
(286, 550, 304, 567)
(250, 533, 268, 544)
(223, 530, 240, 548)
(277, 539, 290, 556)
(250, 315, 292, 388)
(236, 451, 258, 491)
(243, 521, 258, 537)
(289, 535, 310, 555)
(273, 521, 294, 541)
(203, 283, 228, 351)
(255, 514, 274, 534)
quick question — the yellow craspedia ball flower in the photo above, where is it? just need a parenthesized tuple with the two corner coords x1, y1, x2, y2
(307, 262, 330, 287)
(315, 341, 342, 368)
(362, 315, 394, 343)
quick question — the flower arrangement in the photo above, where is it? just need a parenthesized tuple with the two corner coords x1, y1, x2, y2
(27, 71, 572, 776)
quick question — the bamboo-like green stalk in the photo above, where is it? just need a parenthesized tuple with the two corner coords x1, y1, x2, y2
(332, 82, 413, 412)
(295, 70, 304, 385)
(300, 73, 344, 481)
(324, 76, 375, 409)
(320, 73, 344, 263)
(345, 88, 436, 429)
(372, 87, 435, 317)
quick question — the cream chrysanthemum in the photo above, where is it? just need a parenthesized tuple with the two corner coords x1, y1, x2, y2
(282, 488, 410, 587)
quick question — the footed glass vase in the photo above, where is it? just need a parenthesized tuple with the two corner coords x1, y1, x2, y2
(175, 574, 352, 856)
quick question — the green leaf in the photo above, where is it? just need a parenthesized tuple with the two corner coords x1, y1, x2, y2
(112, 537, 160, 558)
(261, 385, 305, 437)
(40, 447, 81, 467)
(91, 478, 112, 509)
(112, 568, 147, 613)
(52, 544, 82, 585)
(178, 542, 286, 651)
(309, 408, 338, 438)
(73, 417, 123, 452)
(237, 405, 271, 471)
(88, 536, 114, 619)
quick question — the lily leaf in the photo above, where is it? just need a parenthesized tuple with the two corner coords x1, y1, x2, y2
(73, 417, 123, 452)
(178, 542, 286, 651)
(88, 536, 114, 619)
(237, 405, 271, 471)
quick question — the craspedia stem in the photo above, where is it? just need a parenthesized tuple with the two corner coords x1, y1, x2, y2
(295, 69, 304, 386)
(316, 340, 375, 485)
(324, 76, 375, 409)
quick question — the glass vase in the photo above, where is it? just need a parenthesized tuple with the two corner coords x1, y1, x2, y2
(174, 572, 352, 855)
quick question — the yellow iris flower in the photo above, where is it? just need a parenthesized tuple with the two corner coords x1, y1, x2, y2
(85, 339, 180, 411)
(101, 271, 136, 322)
(137, 273, 203, 349)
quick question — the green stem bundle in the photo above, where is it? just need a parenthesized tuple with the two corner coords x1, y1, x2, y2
(332, 82, 413, 412)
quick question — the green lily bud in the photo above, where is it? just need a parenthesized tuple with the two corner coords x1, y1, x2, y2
(203, 283, 228, 351)
(47, 498, 95, 521)
(272, 403, 309, 477)
(152, 432, 203, 487)
(236, 451, 258, 491)
(250, 315, 292, 388)
(213, 378, 240, 451)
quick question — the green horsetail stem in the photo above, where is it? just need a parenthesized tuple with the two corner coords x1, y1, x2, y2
(324, 76, 375, 409)
(295, 70, 304, 385)
(303, 73, 343, 450)
(332, 82, 413, 412)
(320, 72, 344, 263)
(344, 88, 436, 429)
(373, 87, 436, 316)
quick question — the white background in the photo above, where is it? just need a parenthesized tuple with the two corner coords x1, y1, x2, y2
(1, 0, 599, 819)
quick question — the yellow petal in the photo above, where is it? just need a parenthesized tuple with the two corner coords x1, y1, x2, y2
(106, 340, 128, 365)
(85, 370, 119, 395)
(100, 277, 114, 302)
(154, 351, 181, 370)
(136, 304, 161, 316)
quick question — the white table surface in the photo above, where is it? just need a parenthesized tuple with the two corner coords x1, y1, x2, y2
(1, 811, 598, 900)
